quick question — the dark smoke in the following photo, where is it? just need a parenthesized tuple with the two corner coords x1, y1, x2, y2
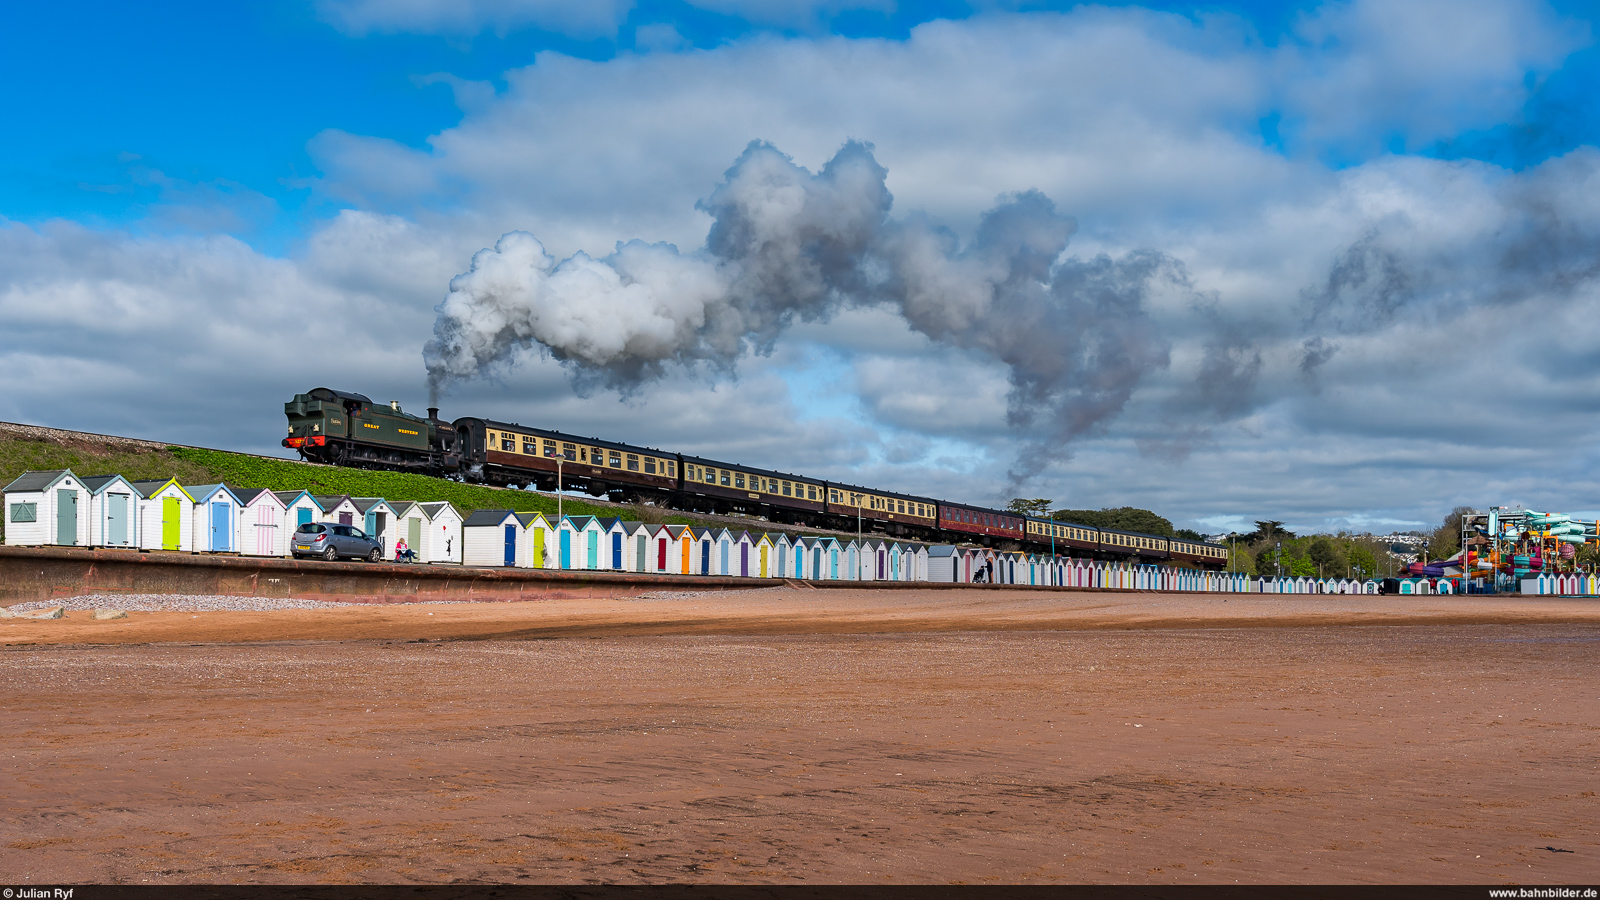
(425, 140, 1188, 481)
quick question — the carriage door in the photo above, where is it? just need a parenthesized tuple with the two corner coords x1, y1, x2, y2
(107, 493, 128, 546)
(612, 532, 622, 569)
(56, 489, 78, 545)
(503, 524, 517, 566)
(256, 504, 274, 555)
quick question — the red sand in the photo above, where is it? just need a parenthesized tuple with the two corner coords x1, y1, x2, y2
(1, 589, 1596, 884)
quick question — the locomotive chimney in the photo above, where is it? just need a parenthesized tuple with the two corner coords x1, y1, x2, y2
(427, 407, 439, 420)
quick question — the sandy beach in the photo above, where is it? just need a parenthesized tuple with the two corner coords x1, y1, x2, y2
(2, 589, 1596, 884)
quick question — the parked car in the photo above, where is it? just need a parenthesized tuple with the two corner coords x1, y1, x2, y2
(292, 522, 383, 562)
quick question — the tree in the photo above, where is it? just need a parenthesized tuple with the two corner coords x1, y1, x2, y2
(1006, 498, 1053, 517)
(1246, 520, 1294, 543)
(1425, 506, 1475, 561)
(1347, 543, 1378, 579)
(1308, 536, 1344, 577)
(1175, 528, 1205, 541)
(1053, 506, 1176, 536)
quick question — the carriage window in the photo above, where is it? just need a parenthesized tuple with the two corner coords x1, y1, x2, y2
(501, 437, 515, 451)
(808, 486, 817, 500)
(705, 468, 716, 484)
(609, 451, 622, 468)
(720, 470, 730, 486)
(522, 440, 537, 455)
(544, 440, 557, 457)
(666, 461, 675, 476)
(782, 482, 791, 496)
(644, 458, 656, 474)
(829, 490, 839, 503)
(735, 473, 745, 489)
(627, 454, 638, 471)
(562, 442, 576, 460)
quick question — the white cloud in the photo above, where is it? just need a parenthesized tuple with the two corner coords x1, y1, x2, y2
(315, 0, 634, 39)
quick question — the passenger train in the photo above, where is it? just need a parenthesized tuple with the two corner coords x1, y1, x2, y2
(283, 387, 1227, 569)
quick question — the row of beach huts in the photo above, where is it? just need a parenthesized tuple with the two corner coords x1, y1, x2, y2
(3, 468, 1387, 592)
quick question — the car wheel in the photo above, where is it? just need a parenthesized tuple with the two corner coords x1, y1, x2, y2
(324, 546, 338, 561)
(368, 548, 382, 562)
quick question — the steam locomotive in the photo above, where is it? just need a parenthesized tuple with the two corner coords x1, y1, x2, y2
(283, 386, 1226, 567)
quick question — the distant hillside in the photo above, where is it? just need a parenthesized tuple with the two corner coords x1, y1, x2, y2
(1052, 506, 1178, 537)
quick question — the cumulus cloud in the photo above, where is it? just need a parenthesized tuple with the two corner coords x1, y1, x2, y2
(316, 0, 635, 39)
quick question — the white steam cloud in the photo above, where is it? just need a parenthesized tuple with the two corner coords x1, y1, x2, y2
(425, 140, 1185, 480)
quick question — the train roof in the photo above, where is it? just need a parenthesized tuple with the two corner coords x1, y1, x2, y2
(1099, 526, 1172, 541)
(678, 453, 823, 484)
(460, 418, 675, 456)
(824, 480, 939, 504)
(941, 499, 1021, 517)
(306, 387, 374, 403)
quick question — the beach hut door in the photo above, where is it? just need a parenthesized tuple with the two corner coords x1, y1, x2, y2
(162, 496, 180, 550)
(740, 543, 748, 577)
(760, 545, 768, 577)
(298, 508, 313, 527)
(560, 530, 571, 569)
(612, 532, 622, 569)
(56, 489, 77, 545)
(503, 524, 517, 566)
(256, 505, 274, 556)
(587, 533, 598, 569)
(408, 518, 422, 555)
(636, 535, 645, 572)
(107, 493, 128, 545)
(658, 537, 668, 571)
(533, 528, 544, 568)
(211, 502, 230, 552)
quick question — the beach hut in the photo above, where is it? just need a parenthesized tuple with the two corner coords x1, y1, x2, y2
(928, 545, 960, 582)
(183, 484, 243, 554)
(233, 487, 289, 557)
(772, 533, 793, 579)
(313, 495, 362, 527)
(688, 527, 716, 575)
(273, 491, 324, 531)
(650, 524, 682, 573)
(389, 501, 422, 561)
(752, 533, 776, 578)
(463, 509, 523, 567)
(3, 469, 90, 547)
(622, 521, 651, 573)
(130, 479, 195, 552)
(82, 474, 141, 550)
(813, 536, 841, 580)
(352, 498, 399, 557)
(417, 501, 463, 564)
(726, 531, 753, 577)
(596, 517, 631, 571)
(518, 512, 554, 569)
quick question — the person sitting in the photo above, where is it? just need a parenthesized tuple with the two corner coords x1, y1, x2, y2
(394, 539, 417, 563)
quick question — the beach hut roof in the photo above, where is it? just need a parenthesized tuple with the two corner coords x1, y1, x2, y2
(463, 509, 517, 527)
(3, 469, 75, 493)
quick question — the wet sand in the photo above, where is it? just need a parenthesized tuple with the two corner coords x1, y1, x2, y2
(2, 590, 1597, 884)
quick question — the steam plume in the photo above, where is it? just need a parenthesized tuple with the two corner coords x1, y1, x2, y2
(425, 140, 1179, 479)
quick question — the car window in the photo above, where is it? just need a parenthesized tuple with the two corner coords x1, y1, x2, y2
(298, 523, 326, 534)
(350, 528, 368, 539)
(332, 525, 350, 536)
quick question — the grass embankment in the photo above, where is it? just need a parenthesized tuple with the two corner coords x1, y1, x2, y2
(0, 425, 698, 541)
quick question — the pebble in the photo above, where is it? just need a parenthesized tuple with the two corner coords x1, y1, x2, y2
(8, 594, 376, 614)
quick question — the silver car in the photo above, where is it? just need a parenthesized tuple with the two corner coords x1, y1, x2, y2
(292, 522, 383, 562)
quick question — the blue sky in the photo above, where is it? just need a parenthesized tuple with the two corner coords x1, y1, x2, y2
(3, 0, 1599, 533)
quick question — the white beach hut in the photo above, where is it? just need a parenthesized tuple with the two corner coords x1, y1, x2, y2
(82, 474, 141, 550)
(463, 509, 522, 568)
(233, 487, 289, 557)
(3, 469, 90, 547)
